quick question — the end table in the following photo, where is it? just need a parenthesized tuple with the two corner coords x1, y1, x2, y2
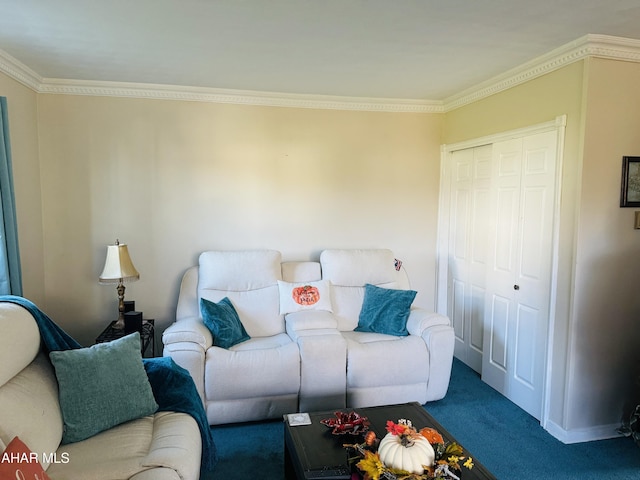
(95, 319, 155, 357)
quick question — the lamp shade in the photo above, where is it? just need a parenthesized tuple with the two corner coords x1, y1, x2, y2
(99, 241, 140, 284)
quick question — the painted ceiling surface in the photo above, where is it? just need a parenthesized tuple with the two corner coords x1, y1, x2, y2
(1, 1, 639, 101)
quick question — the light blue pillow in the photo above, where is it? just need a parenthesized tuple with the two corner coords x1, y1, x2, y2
(49, 332, 158, 444)
(355, 283, 417, 336)
(200, 297, 250, 349)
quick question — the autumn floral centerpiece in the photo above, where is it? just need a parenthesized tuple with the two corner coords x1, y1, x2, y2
(345, 419, 474, 480)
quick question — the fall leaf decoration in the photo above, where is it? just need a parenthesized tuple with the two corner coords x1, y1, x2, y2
(321, 411, 370, 435)
(356, 450, 385, 480)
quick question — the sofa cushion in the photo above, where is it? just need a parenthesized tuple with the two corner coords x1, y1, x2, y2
(277, 279, 333, 314)
(200, 297, 250, 349)
(46, 412, 201, 480)
(320, 249, 398, 287)
(320, 249, 408, 331)
(199, 250, 282, 291)
(205, 334, 300, 401)
(281, 261, 321, 283)
(285, 310, 338, 336)
(343, 331, 429, 388)
(0, 436, 51, 480)
(198, 250, 283, 337)
(355, 284, 417, 336)
(49, 333, 158, 444)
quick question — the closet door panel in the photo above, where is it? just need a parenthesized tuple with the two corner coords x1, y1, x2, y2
(448, 145, 491, 373)
(449, 149, 473, 362)
(483, 131, 558, 421)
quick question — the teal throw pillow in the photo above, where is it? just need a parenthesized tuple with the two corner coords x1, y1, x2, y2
(49, 332, 158, 444)
(200, 297, 250, 349)
(355, 283, 417, 336)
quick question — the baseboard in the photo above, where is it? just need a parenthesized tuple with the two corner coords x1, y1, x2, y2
(544, 419, 623, 444)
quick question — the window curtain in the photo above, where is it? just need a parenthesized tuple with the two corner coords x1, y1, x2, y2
(0, 97, 22, 295)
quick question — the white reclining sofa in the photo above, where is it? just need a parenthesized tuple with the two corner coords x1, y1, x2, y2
(162, 249, 454, 425)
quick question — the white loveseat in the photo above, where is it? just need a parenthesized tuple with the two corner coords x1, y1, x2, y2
(0, 300, 202, 480)
(162, 249, 454, 425)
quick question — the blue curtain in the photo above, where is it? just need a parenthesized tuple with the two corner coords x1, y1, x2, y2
(0, 98, 22, 295)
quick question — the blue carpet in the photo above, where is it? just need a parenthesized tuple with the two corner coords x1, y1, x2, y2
(204, 359, 640, 479)
(427, 359, 640, 479)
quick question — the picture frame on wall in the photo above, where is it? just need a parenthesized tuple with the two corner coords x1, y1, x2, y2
(620, 156, 640, 207)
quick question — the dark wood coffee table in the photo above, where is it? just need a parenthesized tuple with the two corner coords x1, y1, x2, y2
(284, 401, 496, 480)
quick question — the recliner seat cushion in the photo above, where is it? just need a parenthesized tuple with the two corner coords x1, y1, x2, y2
(343, 331, 429, 388)
(45, 412, 201, 480)
(204, 334, 299, 401)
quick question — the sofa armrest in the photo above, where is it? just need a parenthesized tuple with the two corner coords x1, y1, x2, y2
(285, 310, 338, 339)
(162, 318, 211, 405)
(406, 308, 451, 336)
(141, 412, 201, 480)
(162, 318, 213, 350)
(406, 308, 454, 401)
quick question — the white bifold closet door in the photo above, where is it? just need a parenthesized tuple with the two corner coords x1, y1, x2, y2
(448, 130, 558, 421)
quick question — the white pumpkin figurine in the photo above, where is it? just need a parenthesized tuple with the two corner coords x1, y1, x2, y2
(378, 419, 435, 475)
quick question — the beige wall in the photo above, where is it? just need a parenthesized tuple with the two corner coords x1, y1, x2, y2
(444, 61, 585, 145)
(36, 94, 443, 344)
(0, 72, 44, 305)
(569, 57, 640, 430)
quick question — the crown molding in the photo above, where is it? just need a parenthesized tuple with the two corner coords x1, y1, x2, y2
(2, 35, 640, 113)
(442, 34, 640, 111)
(0, 49, 42, 91)
(37, 78, 444, 113)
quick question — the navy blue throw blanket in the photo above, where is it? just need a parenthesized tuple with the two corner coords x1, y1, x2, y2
(0, 295, 217, 475)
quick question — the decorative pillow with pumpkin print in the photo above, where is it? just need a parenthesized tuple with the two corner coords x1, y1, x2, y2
(278, 279, 333, 315)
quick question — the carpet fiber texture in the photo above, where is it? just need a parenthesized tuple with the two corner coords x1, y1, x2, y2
(204, 359, 640, 479)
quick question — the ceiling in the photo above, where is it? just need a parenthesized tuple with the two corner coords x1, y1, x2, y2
(1, 0, 640, 103)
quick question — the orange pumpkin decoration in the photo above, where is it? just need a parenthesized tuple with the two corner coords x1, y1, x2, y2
(292, 285, 320, 306)
(420, 427, 444, 444)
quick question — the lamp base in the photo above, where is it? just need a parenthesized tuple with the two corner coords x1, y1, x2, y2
(113, 316, 126, 330)
(112, 282, 127, 330)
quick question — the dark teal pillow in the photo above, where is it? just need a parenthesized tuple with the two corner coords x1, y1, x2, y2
(355, 284, 417, 336)
(200, 297, 250, 349)
(49, 332, 158, 444)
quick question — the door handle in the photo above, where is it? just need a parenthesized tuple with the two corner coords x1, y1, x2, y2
(514, 285, 520, 290)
